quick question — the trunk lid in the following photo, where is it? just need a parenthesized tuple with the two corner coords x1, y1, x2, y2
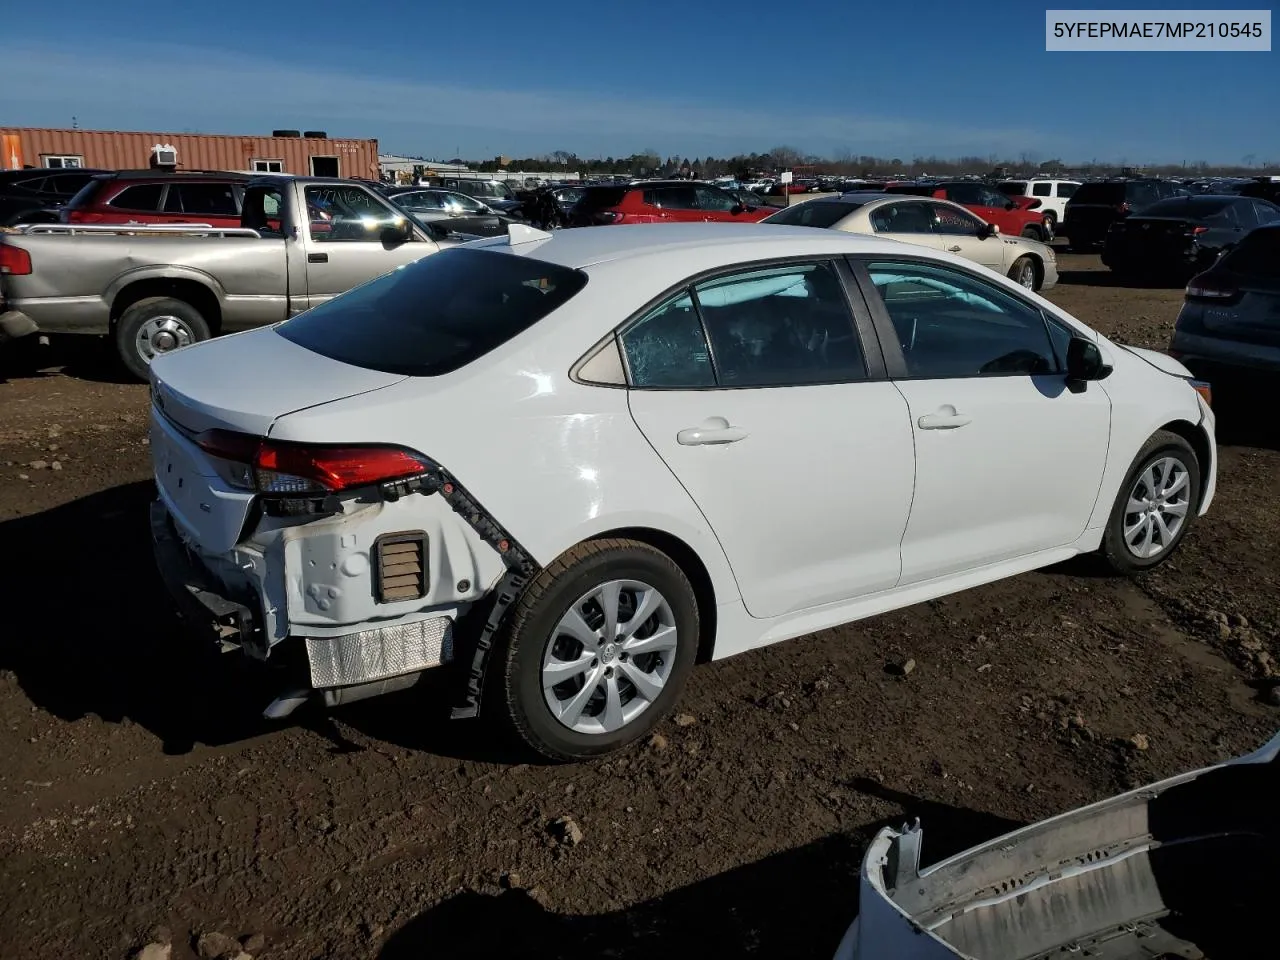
(1112, 216, 1197, 257)
(150, 326, 407, 553)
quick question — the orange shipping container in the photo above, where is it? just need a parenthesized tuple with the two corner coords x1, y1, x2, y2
(0, 127, 379, 177)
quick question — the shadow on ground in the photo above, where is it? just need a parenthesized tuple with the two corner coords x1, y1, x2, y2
(378, 784, 1024, 960)
(0, 334, 130, 384)
(0, 480, 532, 763)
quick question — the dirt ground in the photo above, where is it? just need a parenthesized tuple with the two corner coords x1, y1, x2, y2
(1, 252, 1277, 960)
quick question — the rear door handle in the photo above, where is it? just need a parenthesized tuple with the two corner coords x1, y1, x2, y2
(308, 252, 328, 263)
(677, 418, 748, 445)
(917, 411, 971, 430)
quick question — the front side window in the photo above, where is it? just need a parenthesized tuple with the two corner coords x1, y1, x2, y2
(694, 186, 737, 211)
(928, 203, 984, 235)
(1252, 200, 1280, 224)
(865, 260, 1057, 378)
(444, 192, 487, 213)
(695, 262, 865, 387)
(997, 182, 1026, 196)
(304, 184, 402, 241)
(277, 248, 588, 376)
(979, 185, 1011, 208)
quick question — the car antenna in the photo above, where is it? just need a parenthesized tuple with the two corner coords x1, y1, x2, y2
(507, 223, 553, 245)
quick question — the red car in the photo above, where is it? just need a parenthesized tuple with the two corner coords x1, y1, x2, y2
(568, 181, 774, 226)
(885, 181, 1051, 241)
(61, 170, 252, 227)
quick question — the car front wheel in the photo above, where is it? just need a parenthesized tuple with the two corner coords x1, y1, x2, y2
(1008, 255, 1039, 290)
(497, 538, 699, 761)
(1098, 430, 1201, 574)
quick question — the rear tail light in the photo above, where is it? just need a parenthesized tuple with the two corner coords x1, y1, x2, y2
(1115, 201, 1131, 214)
(1191, 225, 1209, 235)
(1185, 275, 1238, 300)
(194, 429, 431, 494)
(64, 210, 104, 224)
(596, 210, 626, 224)
(0, 244, 32, 275)
(374, 533, 428, 602)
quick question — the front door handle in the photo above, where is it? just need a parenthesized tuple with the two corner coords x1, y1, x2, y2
(677, 417, 748, 445)
(917, 408, 971, 430)
(947, 245, 962, 252)
(308, 252, 328, 263)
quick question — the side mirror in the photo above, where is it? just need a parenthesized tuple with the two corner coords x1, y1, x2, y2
(979, 222, 1000, 239)
(1066, 336, 1113, 384)
(381, 218, 414, 244)
(731, 203, 745, 215)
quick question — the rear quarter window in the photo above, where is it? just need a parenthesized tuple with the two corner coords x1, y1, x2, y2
(275, 248, 589, 376)
(763, 201, 862, 227)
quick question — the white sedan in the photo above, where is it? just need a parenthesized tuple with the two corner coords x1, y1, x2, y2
(762, 192, 1059, 291)
(148, 223, 1215, 761)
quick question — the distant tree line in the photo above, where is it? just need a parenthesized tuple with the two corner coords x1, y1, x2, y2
(456, 145, 1278, 179)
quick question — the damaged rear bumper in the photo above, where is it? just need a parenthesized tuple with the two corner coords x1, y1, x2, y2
(149, 499, 456, 713)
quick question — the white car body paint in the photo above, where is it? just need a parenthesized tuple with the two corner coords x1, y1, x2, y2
(149, 223, 1215, 688)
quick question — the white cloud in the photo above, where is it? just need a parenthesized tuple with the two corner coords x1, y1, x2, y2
(2, 41, 1057, 158)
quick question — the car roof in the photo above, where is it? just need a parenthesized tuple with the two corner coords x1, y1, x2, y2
(95, 169, 255, 181)
(468, 222, 913, 270)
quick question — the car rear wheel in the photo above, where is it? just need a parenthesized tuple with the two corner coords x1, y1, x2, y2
(1020, 224, 1047, 242)
(115, 297, 212, 382)
(1097, 431, 1200, 575)
(1008, 256, 1039, 290)
(497, 538, 699, 762)
(1042, 210, 1057, 231)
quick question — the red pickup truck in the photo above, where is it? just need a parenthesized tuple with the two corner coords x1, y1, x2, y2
(885, 181, 1051, 241)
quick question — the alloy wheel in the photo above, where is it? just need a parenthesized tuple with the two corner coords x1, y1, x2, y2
(1123, 456, 1191, 559)
(541, 579, 678, 735)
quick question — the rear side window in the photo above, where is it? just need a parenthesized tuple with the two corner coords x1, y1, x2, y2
(1223, 228, 1280, 278)
(1069, 183, 1124, 205)
(763, 201, 862, 228)
(109, 184, 164, 211)
(1032, 182, 1052, 197)
(276, 248, 588, 376)
(1055, 182, 1078, 198)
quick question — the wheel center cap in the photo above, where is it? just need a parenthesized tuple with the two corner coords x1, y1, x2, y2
(602, 643, 617, 663)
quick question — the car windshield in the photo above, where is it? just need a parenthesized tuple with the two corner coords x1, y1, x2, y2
(763, 201, 864, 228)
(275, 248, 588, 376)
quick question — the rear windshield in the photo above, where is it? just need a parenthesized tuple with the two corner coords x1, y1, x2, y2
(763, 200, 863, 228)
(275, 248, 588, 376)
(575, 186, 630, 209)
(65, 175, 111, 209)
(1223, 227, 1280, 278)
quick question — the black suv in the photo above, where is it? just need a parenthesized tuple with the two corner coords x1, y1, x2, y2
(1062, 178, 1187, 251)
(0, 168, 107, 226)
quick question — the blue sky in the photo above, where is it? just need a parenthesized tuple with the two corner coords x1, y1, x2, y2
(3, 0, 1277, 164)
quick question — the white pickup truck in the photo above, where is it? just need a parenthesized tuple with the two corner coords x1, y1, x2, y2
(0, 175, 465, 379)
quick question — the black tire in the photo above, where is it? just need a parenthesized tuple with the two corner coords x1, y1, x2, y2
(1020, 224, 1046, 242)
(114, 297, 212, 382)
(1007, 255, 1040, 290)
(1097, 430, 1201, 575)
(1042, 210, 1057, 231)
(497, 538, 699, 762)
